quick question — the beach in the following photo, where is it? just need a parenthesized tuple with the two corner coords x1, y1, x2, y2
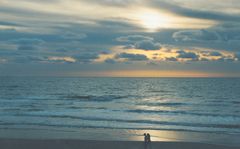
(0, 139, 239, 149)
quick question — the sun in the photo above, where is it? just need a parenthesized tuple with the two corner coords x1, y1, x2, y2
(138, 11, 169, 31)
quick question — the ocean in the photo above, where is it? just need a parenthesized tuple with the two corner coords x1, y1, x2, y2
(0, 77, 240, 145)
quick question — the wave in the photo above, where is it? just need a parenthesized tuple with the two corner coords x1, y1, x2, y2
(1, 121, 239, 134)
(126, 109, 240, 118)
(67, 106, 107, 110)
(1, 94, 129, 102)
(137, 102, 187, 106)
(148, 90, 174, 93)
(11, 114, 240, 129)
(0, 85, 19, 88)
(137, 102, 235, 108)
(63, 95, 128, 102)
(231, 101, 240, 104)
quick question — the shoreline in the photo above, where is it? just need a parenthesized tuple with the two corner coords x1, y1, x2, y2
(1, 128, 240, 147)
(0, 139, 239, 149)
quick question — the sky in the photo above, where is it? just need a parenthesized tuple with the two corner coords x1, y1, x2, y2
(0, 0, 240, 77)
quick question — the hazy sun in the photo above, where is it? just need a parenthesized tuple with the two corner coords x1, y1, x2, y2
(138, 11, 169, 31)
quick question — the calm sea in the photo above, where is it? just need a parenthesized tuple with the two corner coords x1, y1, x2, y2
(0, 77, 240, 145)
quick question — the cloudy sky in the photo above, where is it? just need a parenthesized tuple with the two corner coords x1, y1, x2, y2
(0, 0, 240, 77)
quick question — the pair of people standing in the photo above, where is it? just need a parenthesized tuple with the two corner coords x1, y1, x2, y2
(144, 133, 151, 149)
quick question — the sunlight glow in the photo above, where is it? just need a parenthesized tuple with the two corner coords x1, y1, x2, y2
(138, 11, 170, 31)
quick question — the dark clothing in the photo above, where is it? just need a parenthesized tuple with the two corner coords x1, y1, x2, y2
(144, 134, 147, 149)
(144, 133, 151, 149)
(147, 134, 151, 142)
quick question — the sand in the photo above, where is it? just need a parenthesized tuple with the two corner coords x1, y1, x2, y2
(0, 139, 239, 149)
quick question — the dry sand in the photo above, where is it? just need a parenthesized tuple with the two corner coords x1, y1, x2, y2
(0, 139, 239, 149)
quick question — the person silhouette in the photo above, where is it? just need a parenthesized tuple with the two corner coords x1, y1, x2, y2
(144, 133, 147, 149)
(147, 133, 151, 149)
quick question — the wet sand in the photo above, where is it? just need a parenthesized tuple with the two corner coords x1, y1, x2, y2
(0, 139, 239, 149)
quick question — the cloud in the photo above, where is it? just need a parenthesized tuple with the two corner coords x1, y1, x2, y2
(61, 32, 87, 40)
(11, 56, 46, 63)
(200, 51, 224, 57)
(17, 45, 39, 51)
(173, 23, 240, 42)
(115, 52, 148, 61)
(99, 46, 237, 63)
(87, 0, 141, 6)
(104, 58, 116, 64)
(22, 0, 61, 3)
(150, 0, 240, 22)
(177, 50, 199, 61)
(9, 38, 45, 51)
(117, 35, 161, 50)
(97, 19, 140, 31)
(171, 23, 240, 51)
(163, 50, 235, 62)
(48, 56, 76, 63)
(160, 49, 237, 62)
(116, 35, 154, 43)
(216, 57, 235, 62)
(134, 40, 161, 50)
(208, 51, 222, 56)
(10, 38, 45, 45)
(0, 21, 24, 27)
(173, 29, 220, 41)
(75, 53, 99, 63)
(27, 56, 46, 62)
